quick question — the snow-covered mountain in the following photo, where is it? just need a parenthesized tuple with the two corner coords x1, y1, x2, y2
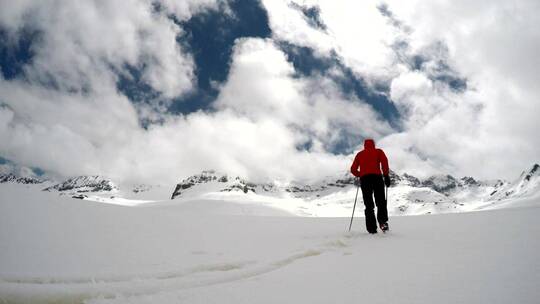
(169, 165, 539, 201)
(40, 176, 170, 204)
(169, 170, 354, 200)
(0, 173, 45, 185)
(165, 165, 540, 215)
(1, 160, 539, 215)
(40, 175, 118, 200)
(43, 175, 117, 193)
(0, 166, 160, 202)
(487, 164, 540, 201)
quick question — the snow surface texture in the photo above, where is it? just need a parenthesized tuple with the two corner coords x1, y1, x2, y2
(0, 183, 539, 304)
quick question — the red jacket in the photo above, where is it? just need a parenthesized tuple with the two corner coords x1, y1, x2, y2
(350, 139, 389, 177)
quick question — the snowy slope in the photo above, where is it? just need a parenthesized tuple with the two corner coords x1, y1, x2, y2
(487, 164, 540, 201)
(0, 184, 539, 304)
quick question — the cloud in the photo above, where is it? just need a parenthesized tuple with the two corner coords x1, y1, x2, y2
(379, 0, 540, 178)
(214, 38, 392, 152)
(0, 0, 538, 183)
(158, 0, 230, 21)
(0, 0, 217, 182)
(118, 110, 351, 183)
(0, 11, 389, 184)
(0, 0, 224, 99)
(262, 0, 402, 83)
(262, 0, 540, 179)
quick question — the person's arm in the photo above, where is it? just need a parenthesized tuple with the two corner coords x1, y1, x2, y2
(379, 149, 389, 175)
(350, 153, 361, 177)
(379, 149, 391, 187)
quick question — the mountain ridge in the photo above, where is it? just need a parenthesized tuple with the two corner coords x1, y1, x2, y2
(1, 162, 539, 215)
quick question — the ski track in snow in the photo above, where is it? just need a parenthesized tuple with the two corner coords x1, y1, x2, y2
(0, 232, 365, 304)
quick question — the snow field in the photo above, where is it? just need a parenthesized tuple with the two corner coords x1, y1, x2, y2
(1, 184, 539, 304)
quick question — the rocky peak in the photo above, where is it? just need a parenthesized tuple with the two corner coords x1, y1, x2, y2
(401, 173, 421, 187)
(43, 176, 116, 193)
(523, 163, 540, 182)
(220, 177, 257, 194)
(460, 176, 479, 187)
(422, 174, 459, 194)
(0, 173, 45, 184)
(171, 170, 229, 199)
(388, 170, 401, 184)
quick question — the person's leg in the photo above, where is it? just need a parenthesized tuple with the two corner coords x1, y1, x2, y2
(361, 175, 377, 233)
(374, 175, 388, 225)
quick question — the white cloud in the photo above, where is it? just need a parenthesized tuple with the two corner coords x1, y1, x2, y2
(118, 111, 351, 183)
(379, 0, 540, 178)
(0, 0, 216, 181)
(263, 0, 540, 179)
(215, 38, 392, 152)
(0, 0, 220, 99)
(262, 0, 402, 82)
(1, 0, 538, 183)
(0, 30, 389, 183)
(259, 0, 334, 55)
(215, 38, 305, 124)
(158, 0, 229, 21)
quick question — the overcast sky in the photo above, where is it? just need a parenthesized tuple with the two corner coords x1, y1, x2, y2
(0, 0, 539, 183)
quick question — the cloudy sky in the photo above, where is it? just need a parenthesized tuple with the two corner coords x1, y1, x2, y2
(0, 0, 538, 183)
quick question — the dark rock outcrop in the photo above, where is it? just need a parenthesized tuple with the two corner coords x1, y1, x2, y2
(43, 176, 116, 193)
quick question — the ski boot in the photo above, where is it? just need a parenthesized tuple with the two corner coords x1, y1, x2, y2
(380, 222, 389, 233)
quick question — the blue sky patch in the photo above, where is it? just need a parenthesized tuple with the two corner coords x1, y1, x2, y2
(278, 42, 401, 154)
(117, 0, 271, 117)
(116, 64, 162, 103)
(0, 156, 45, 176)
(279, 42, 401, 127)
(0, 27, 40, 80)
(382, 5, 467, 93)
(289, 3, 327, 31)
(167, 0, 271, 115)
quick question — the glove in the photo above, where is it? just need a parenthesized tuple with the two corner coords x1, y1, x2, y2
(384, 175, 391, 187)
(354, 177, 361, 187)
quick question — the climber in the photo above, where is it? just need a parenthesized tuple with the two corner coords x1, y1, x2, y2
(350, 139, 391, 234)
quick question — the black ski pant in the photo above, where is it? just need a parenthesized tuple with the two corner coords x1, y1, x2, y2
(360, 174, 388, 233)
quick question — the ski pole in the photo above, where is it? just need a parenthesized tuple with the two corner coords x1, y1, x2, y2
(348, 179, 360, 232)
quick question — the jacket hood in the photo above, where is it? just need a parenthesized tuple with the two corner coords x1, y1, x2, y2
(364, 139, 375, 149)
